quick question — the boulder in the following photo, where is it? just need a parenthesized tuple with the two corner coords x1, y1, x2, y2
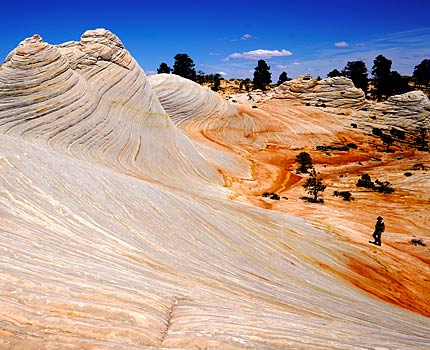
(273, 75, 366, 109)
(370, 91, 430, 130)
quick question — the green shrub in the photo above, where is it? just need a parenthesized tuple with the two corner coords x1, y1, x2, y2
(411, 163, 427, 171)
(372, 127, 383, 137)
(356, 174, 394, 194)
(356, 173, 375, 189)
(390, 128, 406, 140)
(270, 193, 280, 200)
(296, 152, 313, 173)
(334, 190, 354, 201)
(302, 168, 326, 203)
(410, 238, 426, 246)
(373, 179, 395, 194)
(262, 192, 282, 200)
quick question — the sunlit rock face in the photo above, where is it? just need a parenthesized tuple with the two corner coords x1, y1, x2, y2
(226, 75, 366, 109)
(273, 75, 367, 109)
(0, 29, 221, 189)
(1, 29, 430, 350)
(149, 73, 355, 152)
(371, 91, 430, 130)
(148, 73, 236, 124)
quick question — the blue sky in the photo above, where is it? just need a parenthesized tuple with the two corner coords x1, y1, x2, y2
(1, 1, 430, 80)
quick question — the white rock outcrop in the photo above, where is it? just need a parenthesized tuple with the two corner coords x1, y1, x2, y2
(1, 30, 430, 349)
(226, 75, 367, 109)
(273, 75, 367, 109)
(226, 89, 275, 105)
(0, 29, 221, 188)
(370, 90, 430, 130)
(148, 73, 236, 125)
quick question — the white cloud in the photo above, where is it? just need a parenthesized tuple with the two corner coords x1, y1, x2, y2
(218, 71, 227, 76)
(241, 33, 253, 40)
(209, 52, 220, 56)
(335, 41, 349, 48)
(227, 49, 293, 60)
(212, 28, 430, 79)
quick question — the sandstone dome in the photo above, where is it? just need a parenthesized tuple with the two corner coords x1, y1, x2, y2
(371, 90, 430, 130)
(0, 29, 221, 189)
(1, 29, 429, 349)
(274, 75, 367, 109)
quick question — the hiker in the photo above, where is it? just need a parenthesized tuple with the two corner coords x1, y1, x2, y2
(370, 216, 385, 246)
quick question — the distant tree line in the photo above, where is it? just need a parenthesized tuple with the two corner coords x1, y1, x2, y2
(157, 54, 200, 81)
(156, 55, 290, 92)
(328, 56, 430, 101)
(371, 125, 429, 152)
(157, 54, 224, 91)
(157, 52, 430, 98)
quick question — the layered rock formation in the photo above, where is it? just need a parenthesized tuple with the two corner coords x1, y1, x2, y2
(228, 75, 429, 133)
(227, 75, 367, 109)
(0, 29, 220, 189)
(273, 75, 367, 109)
(369, 90, 430, 130)
(148, 73, 235, 125)
(226, 88, 275, 105)
(1, 29, 430, 350)
(149, 74, 351, 152)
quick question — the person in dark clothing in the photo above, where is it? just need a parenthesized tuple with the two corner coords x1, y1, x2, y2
(370, 216, 385, 246)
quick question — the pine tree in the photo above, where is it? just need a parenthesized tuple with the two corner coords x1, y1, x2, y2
(302, 168, 326, 203)
(327, 69, 342, 78)
(277, 71, 290, 85)
(253, 60, 272, 91)
(211, 73, 221, 92)
(243, 78, 251, 92)
(381, 134, 394, 152)
(390, 71, 411, 95)
(157, 62, 171, 74)
(196, 70, 206, 84)
(296, 152, 312, 173)
(372, 55, 392, 101)
(413, 59, 430, 88)
(172, 54, 197, 81)
(342, 61, 368, 94)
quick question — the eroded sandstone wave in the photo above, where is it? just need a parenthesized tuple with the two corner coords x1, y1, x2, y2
(1, 29, 430, 349)
(0, 29, 221, 189)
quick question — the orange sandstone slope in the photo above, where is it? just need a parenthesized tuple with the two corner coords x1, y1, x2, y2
(150, 76, 430, 317)
(1, 30, 430, 349)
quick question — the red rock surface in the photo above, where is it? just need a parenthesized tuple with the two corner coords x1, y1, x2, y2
(1, 30, 429, 349)
(168, 96, 430, 318)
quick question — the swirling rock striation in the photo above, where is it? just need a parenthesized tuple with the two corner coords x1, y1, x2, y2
(370, 90, 430, 130)
(226, 75, 366, 109)
(0, 29, 221, 189)
(1, 30, 430, 350)
(150, 74, 355, 152)
(148, 73, 236, 126)
(273, 75, 367, 109)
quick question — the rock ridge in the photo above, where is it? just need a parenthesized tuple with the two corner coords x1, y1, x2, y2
(0, 29, 222, 188)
